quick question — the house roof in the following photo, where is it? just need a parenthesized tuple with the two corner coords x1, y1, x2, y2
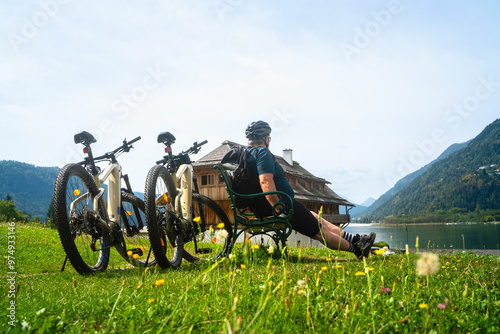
(194, 140, 354, 207)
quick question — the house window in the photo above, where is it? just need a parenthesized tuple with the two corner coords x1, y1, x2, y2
(201, 174, 215, 186)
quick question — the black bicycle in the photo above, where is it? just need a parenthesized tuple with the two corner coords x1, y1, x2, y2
(144, 132, 232, 269)
(53, 131, 156, 274)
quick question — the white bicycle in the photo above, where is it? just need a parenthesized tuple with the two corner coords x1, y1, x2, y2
(144, 132, 232, 269)
(53, 131, 156, 274)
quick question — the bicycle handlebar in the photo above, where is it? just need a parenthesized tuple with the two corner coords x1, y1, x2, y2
(156, 139, 208, 165)
(77, 136, 141, 165)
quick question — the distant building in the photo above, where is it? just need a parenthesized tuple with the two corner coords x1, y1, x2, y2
(193, 140, 354, 226)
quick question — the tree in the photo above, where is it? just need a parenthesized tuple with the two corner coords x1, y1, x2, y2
(46, 199, 56, 228)
(0, 199, 25, 222)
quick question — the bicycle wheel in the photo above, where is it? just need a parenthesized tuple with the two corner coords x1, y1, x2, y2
(144, 165, 183, 269)
(53, 163, 110, 274)
(116, 192, 156, 267)
(182, 193, 232, 262)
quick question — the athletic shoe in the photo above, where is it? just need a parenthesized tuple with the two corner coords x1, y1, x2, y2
(354, 232, 376, 259)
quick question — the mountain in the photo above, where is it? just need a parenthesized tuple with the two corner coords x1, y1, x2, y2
(349, 197, 376, 217)
(358, 140, 470, 217)
(349, 204, 368, 217)
(361, 197, 376, 207)
(0, 161, 60, 220)
(369, 118, 500, 219)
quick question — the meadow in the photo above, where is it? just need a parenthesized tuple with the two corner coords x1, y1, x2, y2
(1, 223, 499, 333)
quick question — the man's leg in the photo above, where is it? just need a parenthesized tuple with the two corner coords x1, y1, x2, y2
(311, 226, 351, 251)
(310, 211, 359, 243)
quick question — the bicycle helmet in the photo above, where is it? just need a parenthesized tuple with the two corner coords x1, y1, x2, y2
(245, 121, 272, 141)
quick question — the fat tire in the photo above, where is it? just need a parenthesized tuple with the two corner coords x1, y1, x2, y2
(182, 193, 232, 262)
(144, 165, 182, 269)
(53, 163, 110, 274)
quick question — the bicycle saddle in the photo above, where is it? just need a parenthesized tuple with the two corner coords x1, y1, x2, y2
(157, 132, 176, 145)
(74, 131, 97, 145)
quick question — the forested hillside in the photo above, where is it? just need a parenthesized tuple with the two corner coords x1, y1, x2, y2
(0, 161, 59, 220)
(369, 119, 500, 221)
(358, 141, 470, 217)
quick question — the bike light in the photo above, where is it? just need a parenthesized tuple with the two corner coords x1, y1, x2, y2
(83, 147, 90, 154)
(163, 193, 170, 203)
(165, 147, 171, 153)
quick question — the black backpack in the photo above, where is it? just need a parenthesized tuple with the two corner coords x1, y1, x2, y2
(221, 146, 264, 209)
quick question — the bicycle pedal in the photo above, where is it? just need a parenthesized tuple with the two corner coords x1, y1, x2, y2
(127, 248, 144, 256)
(197, 248, 211, 254)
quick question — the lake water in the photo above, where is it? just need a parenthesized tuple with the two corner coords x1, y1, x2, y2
(287, 222, 500, 250)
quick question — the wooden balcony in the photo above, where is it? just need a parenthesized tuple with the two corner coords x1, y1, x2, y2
(323, 214, 351, 228)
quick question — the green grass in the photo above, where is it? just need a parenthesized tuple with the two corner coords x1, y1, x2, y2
(1, 223, 499, 333)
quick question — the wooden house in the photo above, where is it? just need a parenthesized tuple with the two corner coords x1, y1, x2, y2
(193, 141, 354, 226)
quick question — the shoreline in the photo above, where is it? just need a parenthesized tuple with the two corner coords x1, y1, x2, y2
(352, 221, 500, 227)
(391, 248, 500, 255)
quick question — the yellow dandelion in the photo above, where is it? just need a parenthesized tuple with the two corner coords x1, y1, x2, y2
(193, 216, 201, 223)
(419, 303, 428, 309)
(321, 266, 327, 271)
(147, 298, 155, 304)
(240, 264, 246, 269)
(335, 265, 343, 269)
(416, 252, 440, 276)
(132, 254, 140, 260)
(337, 280, 343, 284)
(354, 271, 365, 276)
(155, 279, 165, 287)
(368, 267, 374, 271)
(216, 222, 225, 229)
(127, 250, 133, 256)
(251, 244, 260, 250)
(326, 257, 332, 262)
(374, 249, 386, 255)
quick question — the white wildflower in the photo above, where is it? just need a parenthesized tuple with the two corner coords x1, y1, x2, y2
(416, 252, 440, 276)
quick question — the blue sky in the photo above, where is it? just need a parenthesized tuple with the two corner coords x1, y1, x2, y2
(1, 0, 499, 204)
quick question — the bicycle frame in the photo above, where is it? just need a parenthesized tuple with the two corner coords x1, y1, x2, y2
(67, 162, 122, 232)
(171, 164, 193, 222)
(94, 162, 122, 225)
